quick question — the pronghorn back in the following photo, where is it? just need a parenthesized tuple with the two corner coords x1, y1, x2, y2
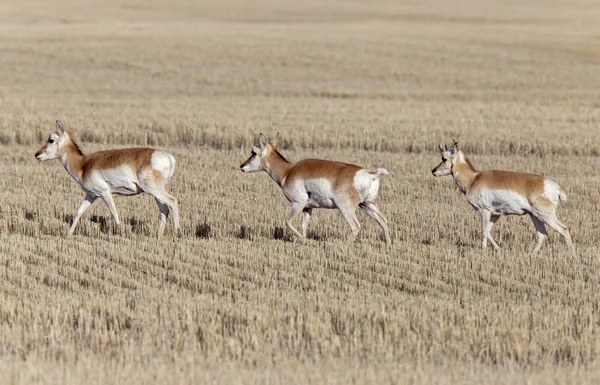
(285, 159, 361, 187)
(284, 159, 387, 204)
(81, 148, 175, 181)
(469, 170, 565, 206)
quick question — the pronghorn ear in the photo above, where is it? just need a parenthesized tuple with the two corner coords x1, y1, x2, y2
(271, 132, 280, 148)
(438, 144, 444, 153)
(56, 120, 65, 135)
(258, 133, 267, 149)
(452, 139, 459, 153)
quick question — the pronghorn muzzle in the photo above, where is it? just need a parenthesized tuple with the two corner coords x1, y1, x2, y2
(431, 161, 451, 177)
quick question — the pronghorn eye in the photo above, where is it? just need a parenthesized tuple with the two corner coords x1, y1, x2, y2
(251, 151, 257, 156)
(48, 138, 55, 144)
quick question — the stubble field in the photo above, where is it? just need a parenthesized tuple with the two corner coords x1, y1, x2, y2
(1, 0, 600, 383)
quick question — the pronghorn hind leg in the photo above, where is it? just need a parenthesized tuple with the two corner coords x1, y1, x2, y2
(542, 212, 575, 254)
(337, 202, 361, 243)
(101, 193, 120, 225)
(530, 214, 548, 255)
(370, 204, 389, 225)
(286, 202, 306, 240)
(163, 192, 179, 232)
(155, 198, 170, 237)
(301, 208, 313, 238)
(68, 194, 97, 236)
(143, 186, 180, 235)
(360, 202, 391, 245)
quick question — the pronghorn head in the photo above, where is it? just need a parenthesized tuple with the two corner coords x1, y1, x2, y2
(432, 139, 460, 177)
(35, 120, 67, 161)
(240, 132, 280, 173)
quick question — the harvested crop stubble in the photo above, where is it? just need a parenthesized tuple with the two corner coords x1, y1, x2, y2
(1, 0, 600, 383)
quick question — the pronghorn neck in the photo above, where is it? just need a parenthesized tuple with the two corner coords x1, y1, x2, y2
(58, 133, 85, 181)
(264, 148, 293, 187)
(451, 152, 477, 194)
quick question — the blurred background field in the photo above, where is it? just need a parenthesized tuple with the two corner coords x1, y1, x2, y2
(1, 0, 600, 383)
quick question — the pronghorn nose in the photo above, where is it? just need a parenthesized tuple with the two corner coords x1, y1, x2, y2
(35, 151, 41, 160)
(431, 169, 435, 175)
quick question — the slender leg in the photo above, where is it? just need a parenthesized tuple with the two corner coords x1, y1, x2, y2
(286, 202, 306, 240)
(371, 204, 389, 225)
(164, 193, 179, 233)
(301, 208, 312, 238)
(480, 210, 500, 251)
(101, 193, 120, 225)
(488, 214, 501, 250)
(530, 215, 548, 254)
(542, 213, 575, 254)
(68, 194, 97, 236)
(360, 202, 391, 245)
(146, 188, 180, 235)
(337, 203, 361, 243)
(155, 198, 170, 237)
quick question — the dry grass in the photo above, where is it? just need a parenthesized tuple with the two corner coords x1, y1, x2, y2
(1, 0, 600, 383)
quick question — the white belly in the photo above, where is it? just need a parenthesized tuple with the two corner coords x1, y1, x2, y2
(94, 166, 142, 196)
(284, 178, 336, 208)
(304, 179, 336, 208)
(469, 188, 531, 215)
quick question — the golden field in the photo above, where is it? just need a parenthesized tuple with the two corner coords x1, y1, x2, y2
(1, 0, 600, 383)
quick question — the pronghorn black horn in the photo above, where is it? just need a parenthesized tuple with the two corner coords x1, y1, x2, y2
(438, 144, 444, 152)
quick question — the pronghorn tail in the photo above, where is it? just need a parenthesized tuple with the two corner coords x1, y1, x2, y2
(374, 168, 389, 177)
(559, 188, 567, 202)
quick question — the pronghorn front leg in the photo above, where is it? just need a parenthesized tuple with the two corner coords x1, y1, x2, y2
(101, 193, 120, 225)
(286, 202, 305, 240)
(480, 210, 500, 251)
(488, 214, 501, 250)
(68, 194, 97, 236)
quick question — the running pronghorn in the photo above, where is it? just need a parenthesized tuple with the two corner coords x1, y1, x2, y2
(35, 120, 179, 237)
(431, 140, 574, 254)
(240, 133, 391, 245)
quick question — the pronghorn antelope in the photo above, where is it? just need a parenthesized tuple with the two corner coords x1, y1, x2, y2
(240, 133, 391, 245)
(35, 120, 179, 237)
(431, 140, 574, 254)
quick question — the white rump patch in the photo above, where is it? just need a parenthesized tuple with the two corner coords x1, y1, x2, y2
(151, 151, 175, 180)
(354, 169, 380, 203)
(541, 179, 562, 204)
